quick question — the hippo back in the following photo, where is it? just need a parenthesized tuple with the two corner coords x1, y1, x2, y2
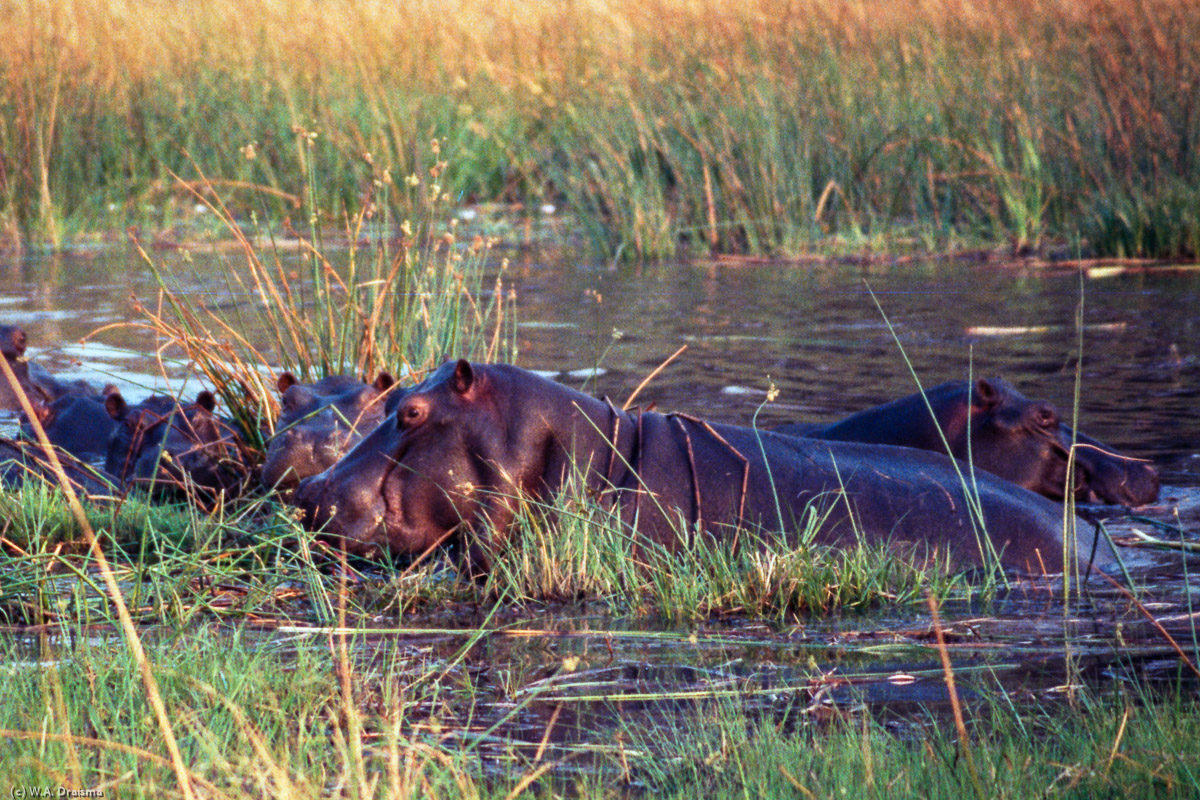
(297, 361, 1112, 578)
(774, 378, 1159, 507)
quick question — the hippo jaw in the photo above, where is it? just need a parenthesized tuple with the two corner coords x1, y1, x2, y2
(295, 459, 472, 560)
(295, 469, 395, 558)
(1068, 436, 1160, 507)
(1003, 417, 1160, 506)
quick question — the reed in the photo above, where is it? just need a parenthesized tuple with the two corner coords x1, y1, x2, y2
(115, 143, 517, 447)
(2, 0, 1198, 259)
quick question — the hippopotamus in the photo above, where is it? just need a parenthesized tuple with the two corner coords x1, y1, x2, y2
(261, 371, 395, 492)
(0, 324, 38, 411)
(105, 390, 248, 497)
(296, 361, 1116, 578)
(21, 389, 120, 462)
(773, 378, 1159, 507)
(1, 324, 100, 412)
(1, 438, 117, 498)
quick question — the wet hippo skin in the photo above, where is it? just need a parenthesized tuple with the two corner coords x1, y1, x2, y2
(0, 438, 117, 497)
(261, 371, 395, 492)
(774, 378, 1159, 507)
(0, 324, 38, 412)
(22, 389, 120, 461)
(297, 361, 1114, 578)
(105, 390, 247, 497)
(1, 324, 101, 412)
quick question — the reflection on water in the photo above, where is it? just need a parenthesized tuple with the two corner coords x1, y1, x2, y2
(2, 245, 1196, 484)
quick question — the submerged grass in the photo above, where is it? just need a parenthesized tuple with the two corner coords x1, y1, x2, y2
(4, 0, 1200, 259)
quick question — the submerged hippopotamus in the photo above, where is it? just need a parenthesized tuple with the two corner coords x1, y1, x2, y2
(773, 378, 1159, 507)
(0, 438, 117, 498)
(261, 371, 395, 492)
(105, 390, 248, 497)
(1, 324, 100, 412)
(297, 361, 1115, 577)
(22, 389, 120, 462)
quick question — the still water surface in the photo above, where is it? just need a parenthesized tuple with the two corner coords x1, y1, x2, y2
(2, 245, 1197, 484)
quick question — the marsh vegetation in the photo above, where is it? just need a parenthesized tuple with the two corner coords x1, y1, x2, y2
(3, 0, 1200, 258)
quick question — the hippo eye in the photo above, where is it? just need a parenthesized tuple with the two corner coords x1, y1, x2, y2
(399, 403, 427, 428)
(1035, 407, 1058, 427)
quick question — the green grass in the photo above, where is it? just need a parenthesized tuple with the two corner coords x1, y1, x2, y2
(4, 0, 1200, 260)
(634, 689, 1200, 799)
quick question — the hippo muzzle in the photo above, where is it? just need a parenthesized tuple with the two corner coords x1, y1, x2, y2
(295, 468, 393, 558)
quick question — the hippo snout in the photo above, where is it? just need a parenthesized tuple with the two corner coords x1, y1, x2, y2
(1109, 460, 1161, 507)
(1076, 446, 1161, 507)
(295, 472, 332, 529)
(294, 470, 393, 558)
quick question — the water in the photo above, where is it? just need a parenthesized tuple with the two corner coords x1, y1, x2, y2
(3, 246, 1197, 487)
(2, 244, 1199, 759)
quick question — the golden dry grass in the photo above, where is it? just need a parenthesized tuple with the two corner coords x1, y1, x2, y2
(2, 0, 1198, 256)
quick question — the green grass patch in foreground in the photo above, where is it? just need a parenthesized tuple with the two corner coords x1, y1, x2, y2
(2, 619, 1199, 798)
(637, 690, 1200, 800)
(476, 481, 968, 621)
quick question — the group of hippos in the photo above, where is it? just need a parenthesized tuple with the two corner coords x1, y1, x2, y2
(1, 323, 1163, 579)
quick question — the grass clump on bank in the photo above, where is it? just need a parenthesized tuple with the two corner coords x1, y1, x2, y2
(477, 481, 967, 621)
(121, 143, 517, 448)
(4, 0, 1200, 259)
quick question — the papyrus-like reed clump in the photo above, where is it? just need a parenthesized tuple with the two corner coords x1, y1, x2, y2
(122, 147, 517, 446)
(3, 0, 1198, 258)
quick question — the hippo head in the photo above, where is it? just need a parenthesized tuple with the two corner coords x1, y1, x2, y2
(24, 389, 120, 461)
(0, 325, 27, 361)
(261, 371, 395, 492)
(296, 360, 530, 562)
(105, 390, 244, 495)
(960, 378, 1159, 506)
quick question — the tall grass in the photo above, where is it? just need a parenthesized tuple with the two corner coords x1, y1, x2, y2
(119, 143, 518, 447)
(2, 0, 1199, 258)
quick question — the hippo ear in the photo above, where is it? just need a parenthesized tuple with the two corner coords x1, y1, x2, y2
(33, 401, 54, 425)
(373, 371, 395, 391)
(277, 372, 297, 394)
(452, 360, 474, 395)
(2, 326, 27, 358)
(974, 378, 1002, 411)
(195, 391, 217, 413)
(105, 392, 127, 420)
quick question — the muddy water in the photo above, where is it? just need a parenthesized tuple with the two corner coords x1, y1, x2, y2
(2, 244, 1199, 761)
